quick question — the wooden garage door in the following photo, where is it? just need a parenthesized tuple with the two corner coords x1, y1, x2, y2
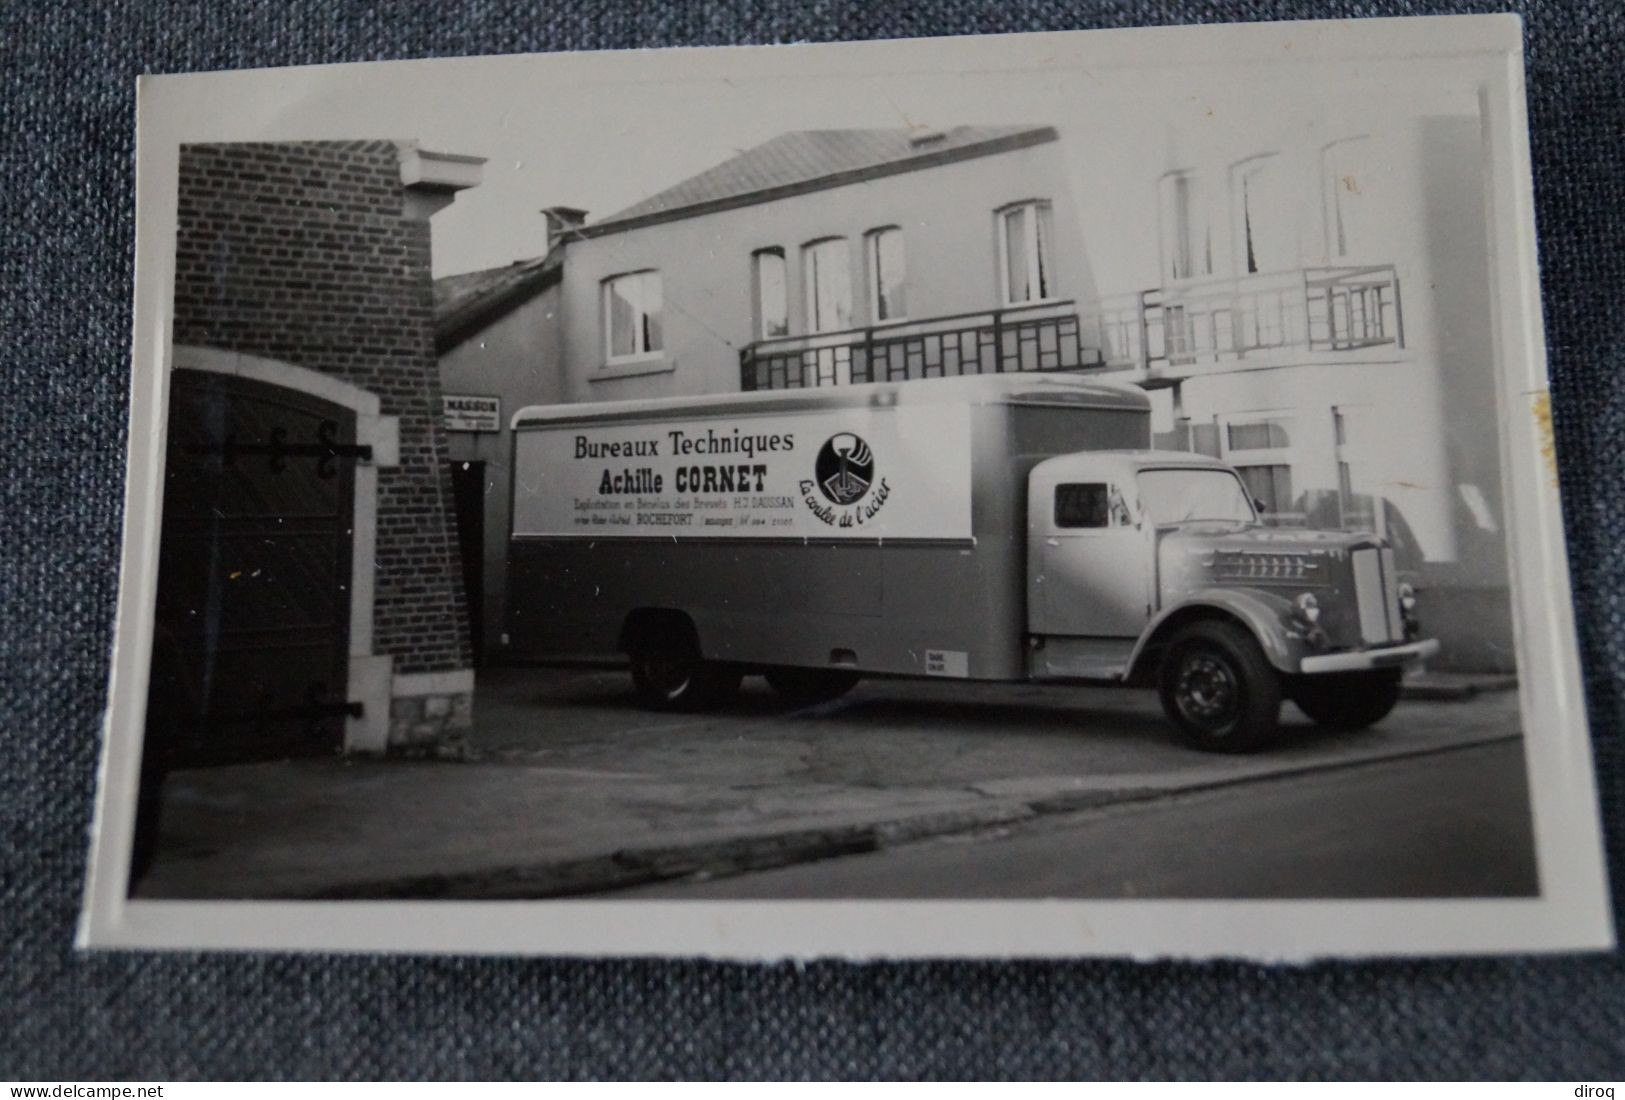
(144, 368, 364, 767)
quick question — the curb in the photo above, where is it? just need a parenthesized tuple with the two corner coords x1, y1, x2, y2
(314, 801, 1037, 901)
(310, 732, 1520, 901)
(1401, 675, 1519, 701)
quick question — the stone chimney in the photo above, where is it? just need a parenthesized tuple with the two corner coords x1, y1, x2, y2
(541, 206, 589, 251)
(396, 143, 485, 221)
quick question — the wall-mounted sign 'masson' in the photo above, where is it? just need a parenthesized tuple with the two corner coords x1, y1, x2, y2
(444, 394, 501, 432)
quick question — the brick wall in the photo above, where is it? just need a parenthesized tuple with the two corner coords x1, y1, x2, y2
(173, 140, 472, 675)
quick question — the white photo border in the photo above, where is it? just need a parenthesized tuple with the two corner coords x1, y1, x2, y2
(80, 15, 1615, 960)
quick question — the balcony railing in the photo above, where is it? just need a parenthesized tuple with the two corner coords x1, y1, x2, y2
(739, 300, 1100, 391)
(1086, 265, 1404, 374)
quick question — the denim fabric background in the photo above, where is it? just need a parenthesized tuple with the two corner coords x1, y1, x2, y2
(2, 0, 1620, 1080)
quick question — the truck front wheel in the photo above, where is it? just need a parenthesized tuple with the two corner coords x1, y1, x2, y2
(1157, 620, 1282, 753)
(1288, 668, 1402, 730)
(628, 635, 741, 712)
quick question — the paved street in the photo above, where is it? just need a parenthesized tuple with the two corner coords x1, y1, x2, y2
(136, 665, 1537, 900)
(618, 738, 1536, 898)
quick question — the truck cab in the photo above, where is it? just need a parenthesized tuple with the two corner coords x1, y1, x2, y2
(1027, 451, 1439, 751)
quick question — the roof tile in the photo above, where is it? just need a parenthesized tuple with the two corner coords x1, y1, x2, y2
(592, 125, 1053, 232)
(433, 251, 561, 351)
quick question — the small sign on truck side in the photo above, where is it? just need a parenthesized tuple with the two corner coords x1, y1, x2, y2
(507, 375, 1437, 752)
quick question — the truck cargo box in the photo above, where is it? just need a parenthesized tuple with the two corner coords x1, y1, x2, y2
(507, 374, 1151, 681)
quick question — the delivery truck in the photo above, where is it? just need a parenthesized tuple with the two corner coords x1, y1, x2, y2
(506, 374, 1438, 752)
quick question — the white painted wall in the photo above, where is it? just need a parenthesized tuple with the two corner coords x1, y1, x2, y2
(553, 139, 1094, 403)
(1059, 84, 1510, 667)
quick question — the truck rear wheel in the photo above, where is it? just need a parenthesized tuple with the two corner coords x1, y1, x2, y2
(1289, 668, 1403, 730)
(1157, 620, 1282, 753)
(764, 667, 860, 706)
(628, 634, 741, 712)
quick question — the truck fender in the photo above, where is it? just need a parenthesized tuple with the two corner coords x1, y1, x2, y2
(618, 608, 702, 656)
(1126, 588, 1307, 681)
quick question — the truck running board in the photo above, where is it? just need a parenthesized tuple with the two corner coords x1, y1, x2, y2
(1029, 636, 1134, 681)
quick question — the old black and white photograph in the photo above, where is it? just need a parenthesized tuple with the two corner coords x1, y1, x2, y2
(82, 17, 1612, 958)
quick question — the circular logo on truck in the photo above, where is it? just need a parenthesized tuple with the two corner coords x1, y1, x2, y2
(815, 433, 875, 505)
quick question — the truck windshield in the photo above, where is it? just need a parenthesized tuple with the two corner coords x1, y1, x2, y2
(1136, 468, 1257, 525)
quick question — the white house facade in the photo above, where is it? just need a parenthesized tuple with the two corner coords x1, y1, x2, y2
(439, 93, 1514, 672)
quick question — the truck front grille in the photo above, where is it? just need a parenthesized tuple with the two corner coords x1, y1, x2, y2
(1211, 549, 1324, 583)
(1350, 547, 1402, 645)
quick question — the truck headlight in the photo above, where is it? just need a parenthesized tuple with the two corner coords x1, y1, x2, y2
(1398, 582, 1417, 614)
(1290, 592, 1328, 650)
(1397, 581, 1420, 639)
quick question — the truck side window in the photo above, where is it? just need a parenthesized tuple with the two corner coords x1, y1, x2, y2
(1055, 483, 1111, 528)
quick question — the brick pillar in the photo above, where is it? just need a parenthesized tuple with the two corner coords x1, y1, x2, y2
(173, 139, 483, 750)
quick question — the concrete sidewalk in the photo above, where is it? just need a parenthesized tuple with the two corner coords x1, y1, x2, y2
(133, 668, 1527, 900)
(1400, 669, 1520, 700)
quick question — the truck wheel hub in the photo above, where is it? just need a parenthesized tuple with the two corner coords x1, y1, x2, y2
(1177, 654, 1235, 720)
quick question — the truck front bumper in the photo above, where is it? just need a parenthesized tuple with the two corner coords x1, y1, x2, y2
(1298, 638, 1440, 674)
